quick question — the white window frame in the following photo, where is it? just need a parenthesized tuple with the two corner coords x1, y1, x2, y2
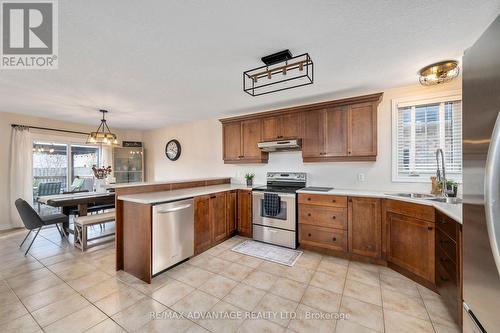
(391, 90, 462, 183)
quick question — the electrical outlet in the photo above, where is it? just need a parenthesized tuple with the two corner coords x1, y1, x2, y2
(358, 173, 366, 182)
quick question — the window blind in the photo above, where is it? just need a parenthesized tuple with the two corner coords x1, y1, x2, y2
(395, 99, 462, 180)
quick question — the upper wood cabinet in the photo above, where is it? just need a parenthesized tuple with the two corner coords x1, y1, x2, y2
(348, 102, 377, 156)
(220, 93, 382, 164)
(262, 113, 303, 141)
(302, 102, 378, 161)
(222, 119, 268, 164)
(348, 197, 382, 258)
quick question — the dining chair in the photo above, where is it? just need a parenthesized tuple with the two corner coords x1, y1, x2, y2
(15, 198, 68, 255)
(35, 182, 62, 212)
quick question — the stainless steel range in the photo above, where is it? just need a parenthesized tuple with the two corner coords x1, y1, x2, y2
(252, 172, 306, 249)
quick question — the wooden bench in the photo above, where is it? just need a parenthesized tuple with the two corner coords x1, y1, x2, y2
(74, 210, 115, 251)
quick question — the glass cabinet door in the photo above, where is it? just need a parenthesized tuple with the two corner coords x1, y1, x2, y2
(113, 147, 144, 183)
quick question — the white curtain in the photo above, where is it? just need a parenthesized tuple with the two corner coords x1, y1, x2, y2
(9, 127, 33, 228)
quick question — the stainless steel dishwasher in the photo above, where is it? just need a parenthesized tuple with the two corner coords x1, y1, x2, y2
(152, 198, 194, 275)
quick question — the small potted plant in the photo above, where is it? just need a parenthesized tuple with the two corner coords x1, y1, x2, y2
(245, 173, 255, 187)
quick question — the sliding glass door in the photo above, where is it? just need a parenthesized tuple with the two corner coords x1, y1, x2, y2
(32, 141, 101, 209)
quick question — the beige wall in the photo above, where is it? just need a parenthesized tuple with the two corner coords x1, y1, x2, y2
(0, 111, 142, 230)
(144, 81, 462, 192)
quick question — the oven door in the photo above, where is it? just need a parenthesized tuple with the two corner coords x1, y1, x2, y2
(252, 191, 296, 231)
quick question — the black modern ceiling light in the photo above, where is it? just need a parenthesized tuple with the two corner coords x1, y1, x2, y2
(243, 50, 313, 96)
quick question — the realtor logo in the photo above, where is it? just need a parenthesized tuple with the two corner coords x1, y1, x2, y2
(1, 0, 58, 69)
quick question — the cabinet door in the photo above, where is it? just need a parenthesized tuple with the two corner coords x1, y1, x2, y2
(241, 119, 263, 159)
(325, 106, 348, 157)
(387, 212, 435, 283)
(348, 103, 377, 156)
(302, 110, 325, 158)
(223, 122, 242, 160)
(237, 190, 252, 237)
(194, 195, 212, 254)
(281, 113, 303, 139)
(262, 116, 280, 141)
(348, 197, 381, 258)
(211, 192, 227, 242)
(226, 190, 237, 236)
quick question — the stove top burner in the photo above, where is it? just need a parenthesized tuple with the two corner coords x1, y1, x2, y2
(301, 186, 334, 192)
(252, 185, 304, 194)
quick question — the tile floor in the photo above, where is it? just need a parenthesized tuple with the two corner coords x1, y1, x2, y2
(0, 226, 461, 333)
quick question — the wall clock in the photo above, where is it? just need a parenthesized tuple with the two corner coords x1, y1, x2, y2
(165, 139, 181, 161)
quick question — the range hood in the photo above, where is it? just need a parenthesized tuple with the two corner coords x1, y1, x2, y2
(257, 139, 302, 152)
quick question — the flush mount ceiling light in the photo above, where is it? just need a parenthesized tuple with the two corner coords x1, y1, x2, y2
(418, 60, 459, 86)
(86, 109, 119, 146)
(243, 50, 313, 96)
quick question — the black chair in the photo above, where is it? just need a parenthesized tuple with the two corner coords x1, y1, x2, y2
(15, 199, 69, 255)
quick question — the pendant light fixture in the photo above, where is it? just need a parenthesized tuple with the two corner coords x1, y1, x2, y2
(243, 50, 313, 96)
(86, 109, 119, 146)
(418, 60, 459, 86)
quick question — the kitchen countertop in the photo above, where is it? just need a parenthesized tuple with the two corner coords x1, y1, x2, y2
(297, 188, 462, 224)
(118, 183, 253, 204)
(106, 177, 233, 189)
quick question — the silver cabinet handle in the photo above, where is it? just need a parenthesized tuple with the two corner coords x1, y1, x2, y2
(157, 204, 192, 214)
(485, 111, 500, 277)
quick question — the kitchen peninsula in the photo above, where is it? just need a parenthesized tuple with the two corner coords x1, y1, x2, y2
(113, 177, 253, 283)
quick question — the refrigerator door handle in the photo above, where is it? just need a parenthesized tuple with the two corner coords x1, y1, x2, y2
(485, 111, 500, 277)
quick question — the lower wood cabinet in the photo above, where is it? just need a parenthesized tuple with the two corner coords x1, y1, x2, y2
(298, 193, 348, 252)
(384, 200, 435, 284)
(299, 224, 347, 252)
(226, 190, 237, 236)
(211, 192, 227, 243)
(348, 197, 382, 258)
(194, 195, 212, 254)
(237, 189, 252, 237)
(436, 211, 462, 326)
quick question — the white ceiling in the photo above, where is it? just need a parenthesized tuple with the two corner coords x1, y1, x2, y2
(1, 0, 499, 129)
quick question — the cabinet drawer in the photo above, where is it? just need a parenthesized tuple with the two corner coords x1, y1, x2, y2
(437, 246, 457, 283)
(437, 229, 457, 264)
(436, 213, 458, 241)
(299, 205, 347, 229)
(299, 224, 347, 252)
(298, 194, 347, 208)
(384, 199, 435, 222)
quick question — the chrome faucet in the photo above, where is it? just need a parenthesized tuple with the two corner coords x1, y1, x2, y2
(436, 148, 452, 197)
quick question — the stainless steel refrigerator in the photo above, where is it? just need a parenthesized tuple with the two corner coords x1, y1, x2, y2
(463, 14, 500, 333)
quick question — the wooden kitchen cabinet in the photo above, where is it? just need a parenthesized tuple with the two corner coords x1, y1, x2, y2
(348, 197, 382, 258)
(298, 193, 348, 253)
(348, 102, 377, 156)
(262, 113, 303, 141)
(194, 195, 212, 254)
(220, 93, 382, 164)
(226, 190, 237, 236)
(211, 192, 227, 243)
(237, 189, 252, 237)
(302, 102, 378, 161)
(383, 199, 436, 285)
(325, 106, 348, 157)
(436, 211, 462, 326)
(222, 120, 268, 164)
(302, 109, 325, 158)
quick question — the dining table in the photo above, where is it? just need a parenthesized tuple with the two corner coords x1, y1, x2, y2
(37, 191, 115, 233)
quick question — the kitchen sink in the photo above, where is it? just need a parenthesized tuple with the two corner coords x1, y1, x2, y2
(426, 197, 462, 204)
(387, 193, 435, 199)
